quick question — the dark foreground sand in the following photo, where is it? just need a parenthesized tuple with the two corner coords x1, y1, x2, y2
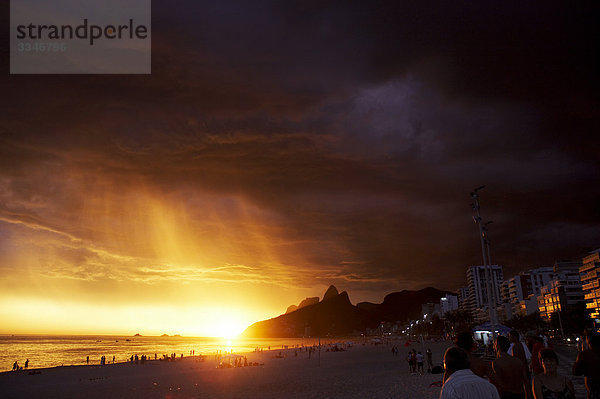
(0, 340, 450, 399)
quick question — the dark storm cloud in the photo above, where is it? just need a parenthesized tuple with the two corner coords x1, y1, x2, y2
(2, 0, 599, 300)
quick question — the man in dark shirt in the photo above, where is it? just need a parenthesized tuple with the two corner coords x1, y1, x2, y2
(573, 333, 600, 399)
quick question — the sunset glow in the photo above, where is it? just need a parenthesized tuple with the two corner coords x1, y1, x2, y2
(2, 0, 599, 339)
(0, 296, 262, 338)
(0, 189, 323, 336)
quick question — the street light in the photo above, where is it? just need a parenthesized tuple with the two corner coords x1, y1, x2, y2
(471, 186, 498, 339)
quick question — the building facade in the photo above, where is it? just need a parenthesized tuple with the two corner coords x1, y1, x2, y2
(529, 267, 556, 297)
(421, 302, 441, 319)
(504, 265, 574, 318)
(458, 286, 470, 311)
(440, 294, 459, 316)
(580, 249, 600, 320)
(466, 265, 503, 321)
(500, 281, 512, 320)
(538, 261, 585, 320)
(507, 274, 532, 316)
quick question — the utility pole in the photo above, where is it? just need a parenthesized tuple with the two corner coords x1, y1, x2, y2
(483, 222, 499, 323)
(553, 290, 565, 339)
(471, 186, 498, 340)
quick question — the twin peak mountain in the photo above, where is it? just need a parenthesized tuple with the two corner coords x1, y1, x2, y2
(242, 285, 448, 338)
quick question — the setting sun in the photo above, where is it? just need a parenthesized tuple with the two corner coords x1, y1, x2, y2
(214, 320, 246, 339)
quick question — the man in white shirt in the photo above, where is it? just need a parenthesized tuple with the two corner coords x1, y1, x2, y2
(440, 347, 500, 399)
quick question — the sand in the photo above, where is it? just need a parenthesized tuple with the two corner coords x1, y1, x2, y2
(0, 340, 450, 399)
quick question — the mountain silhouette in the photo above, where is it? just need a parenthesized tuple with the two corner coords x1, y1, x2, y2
(358, 287, 449, 322)
(285, 296, 319, 314)
(242, 285, 449, 337)
(322, 285, 339, 301)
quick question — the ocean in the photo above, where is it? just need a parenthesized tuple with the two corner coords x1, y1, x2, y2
(0, 335, 325, 372)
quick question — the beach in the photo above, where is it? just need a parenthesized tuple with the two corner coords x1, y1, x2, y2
(0, 340, 449, 399)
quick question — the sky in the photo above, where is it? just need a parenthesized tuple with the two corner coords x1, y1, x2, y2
(1, 1, 599, 336)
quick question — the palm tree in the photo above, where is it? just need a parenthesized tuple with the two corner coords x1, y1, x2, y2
(506, 311, 548, 332)
(443, 309, 474, 332)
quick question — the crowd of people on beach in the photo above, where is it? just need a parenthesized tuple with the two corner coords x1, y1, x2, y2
(436, 328, 600, 399)
(403, 348, 436, 375)
(10, 332, 598, 399)
(11, 359, 28, 371)
(8, 340, 356, 374)
(10, 351, 199, 372)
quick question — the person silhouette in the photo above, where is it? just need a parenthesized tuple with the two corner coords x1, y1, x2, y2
(573, 333, 600, 399)
(427, 348, 433, 372)
(533, 349, 574, 399)
(491, 335, 529, 399)
(440, 347, 500, 399)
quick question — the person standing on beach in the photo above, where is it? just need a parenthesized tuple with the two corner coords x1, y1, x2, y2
(577, 335, 588, 353)
(573, 333, 600, 399)
(427, 348, 433, 373)
(417, 351, 425, 375)
(508, 330, 531, 368)
(527, 336, 544, 376)
(440, 347, 500, 399)
(86, 356, 89, 365)
(491, 336, 530, 399)
(448, 332, 490, 381)
(532, 349, 574, 399)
